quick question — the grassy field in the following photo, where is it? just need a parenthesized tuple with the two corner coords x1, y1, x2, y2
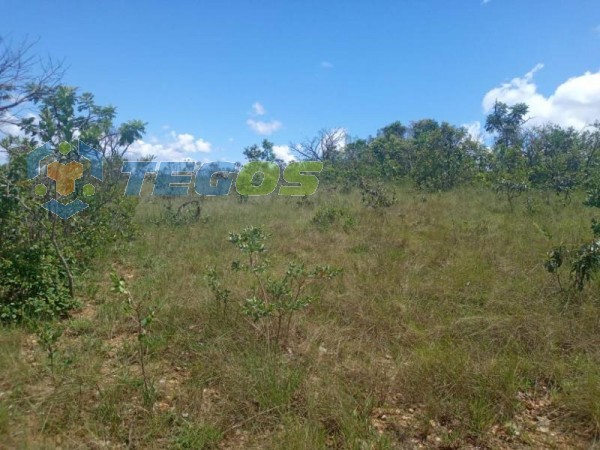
(1, 186, 600, 449)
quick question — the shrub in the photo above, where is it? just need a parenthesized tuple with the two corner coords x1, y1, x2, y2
(0, 239, 76, 322)
(214, 226, 342, 346)
(311, 206, 355, 231)
(204, 266, 230, 313)
(494, 178, 528, 210)
(110, 272, 156, 407)
(155, 199, 205, 226)
(0, 86, 145, 323)
(546, 172, 600, 298)
(358, 178, 396, 208)
(545, 239, 600, 296)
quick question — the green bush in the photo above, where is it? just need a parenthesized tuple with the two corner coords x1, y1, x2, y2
(0, 241, 76, 322)
(0, 86, 145, 323)
(359, 178, 397, 208)
(311, 206, 355, 231)
(208, 226, 342, 346)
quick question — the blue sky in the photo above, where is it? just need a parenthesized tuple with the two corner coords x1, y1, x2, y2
(1, 0, 599, 162)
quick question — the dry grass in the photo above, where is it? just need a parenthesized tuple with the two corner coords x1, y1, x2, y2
(1, 186, 600, 449)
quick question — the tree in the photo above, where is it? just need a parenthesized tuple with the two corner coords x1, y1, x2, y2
(291, 128, 346, 161)
(369, 132, 414, 178)
(524, 124, 582, 198)
(0, 85, 145, 322)
(582, 122, 600, 171)
(19, 86, 146, 181)
(484, 101, 529, 148)
(243, 139, 276, 162)
(377, 121, 407, 139)
(410, 120, 476, 190)
(485, 102, 530, 181)
(410, 119, 440, 140)
(0, 37, 63, 130)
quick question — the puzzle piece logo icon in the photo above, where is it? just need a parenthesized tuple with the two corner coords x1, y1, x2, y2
(26, 141, 103, 219)
(47, 161, 84, 196)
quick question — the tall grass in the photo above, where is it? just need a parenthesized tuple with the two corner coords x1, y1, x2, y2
(1, 186, 599, 448)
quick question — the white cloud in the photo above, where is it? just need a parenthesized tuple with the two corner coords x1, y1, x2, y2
(482, 64, 600, 129)
(0, 121, 22, 138)
(0, 111, 34, 138)
(174, 132, 211, 153)
(462, 121, 485, 143)
(273, 145, 296, 163)
(0, 113, 34, 163)
(247, 119, 282, 135)
(328, 127, 347, 151)
(247, 102, 282, 135)
(128, 131, 212, 160)
(321, 61, 333, 69)
(252, 102, 266, 116)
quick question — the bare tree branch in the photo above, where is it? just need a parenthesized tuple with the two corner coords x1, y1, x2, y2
(291, 128, 346, 161)
(0, 36, 64, 130)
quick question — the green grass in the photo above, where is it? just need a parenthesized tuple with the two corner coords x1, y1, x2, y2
(1, 186, 600, 448)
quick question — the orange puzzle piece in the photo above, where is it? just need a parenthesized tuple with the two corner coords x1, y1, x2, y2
(47, 161, 84, 196)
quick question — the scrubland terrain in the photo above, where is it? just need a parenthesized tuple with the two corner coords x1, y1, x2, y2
(1, 187, 599, 449)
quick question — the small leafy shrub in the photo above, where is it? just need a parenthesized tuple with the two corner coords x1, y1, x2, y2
(546, 178, 600, 299)
(544, 246, 567, 291)
(296, 194, 314, 208)
(495, 179, 528, 210)
(110, 272, 156, 406)
(548, 174, 574, 204)
(0, 242, 77, 322)
(218, 226, 340, 346)
(204, 266, 230, 313)
(545, 239, 600, 295)
(156, 199, 204, 226)
(591, 218, 600, 237)
(311, 206, 355, 231)
(583, 175, 600, 209)
(35, 321, 64, 373)
(526, 193, 543, 215)
(571, 240, 600, 292)
(358, 178, 397, 208)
